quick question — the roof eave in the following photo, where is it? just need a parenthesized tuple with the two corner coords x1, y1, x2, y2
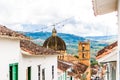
(21, 49, 59, 56)
(0, 35, 30, 40)
(92, 0, 117, 16)
(96, 49, 117, 63)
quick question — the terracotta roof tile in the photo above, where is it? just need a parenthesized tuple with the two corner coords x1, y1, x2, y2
(58, 60, 88, 79)
(20, 40, 59, 55)
(64, 55, 79, 62)
(0, 25, 30, 40)
(58, 60, 88, 74)
(73, 62, 88, 74)
(58, 60, 71, 71)
(96, 41, 117, 59)
(68, 72, 76, 76)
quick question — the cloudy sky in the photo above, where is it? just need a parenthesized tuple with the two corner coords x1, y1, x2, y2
(0, 0, 118, 37)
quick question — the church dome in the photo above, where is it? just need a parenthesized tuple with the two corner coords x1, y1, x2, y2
(43, 27, 66, 51)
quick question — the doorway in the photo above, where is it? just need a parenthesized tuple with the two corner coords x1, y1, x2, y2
(9, 63, 18, 80)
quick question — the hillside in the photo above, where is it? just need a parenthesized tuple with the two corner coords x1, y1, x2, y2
(23, 32, 117, 58)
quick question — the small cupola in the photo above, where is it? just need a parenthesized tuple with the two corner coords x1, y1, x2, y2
(52, 27, 57, 36)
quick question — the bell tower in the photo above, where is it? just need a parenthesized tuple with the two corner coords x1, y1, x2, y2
(78, 41, 90, 65)
(78, 40, 90, 80)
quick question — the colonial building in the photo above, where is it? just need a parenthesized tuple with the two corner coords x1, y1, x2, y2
(58, 60, 88, 80)
(58, 60, 72, 80)
(0, 25, 59, 80)
(92, 0, 119, 80)
(96, 41, 117, 80)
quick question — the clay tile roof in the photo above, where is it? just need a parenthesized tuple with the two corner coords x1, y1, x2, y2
(69, 63, 88, 79)
(68, 72, 76, 77)
(96, 41, 117, 59)
(20, 40, 59, 55)
(58, 60, 71, 71)
(58, 60, 88, 74)
(0, 25, 30, 40)
(72, 62, 88, 74)
(63, 54, 79, 63)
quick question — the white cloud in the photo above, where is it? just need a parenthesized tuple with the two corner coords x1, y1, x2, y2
(0, 0, 94, 24)
(7, 24, 24, 31)
(0, 0, 118, 36)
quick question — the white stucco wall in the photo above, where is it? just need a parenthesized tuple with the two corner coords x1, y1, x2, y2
(0, 38, 20, 80)
(19, 54, 58, 80)
(0, 38, 58, 80)
(97, 49, 117, 63)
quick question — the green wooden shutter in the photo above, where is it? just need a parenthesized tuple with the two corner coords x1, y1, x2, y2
(28, 67, 31, 80)
(9, 63, 18, 80)
(13, 64, 18, 80)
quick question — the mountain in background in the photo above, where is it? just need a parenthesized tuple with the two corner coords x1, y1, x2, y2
(23, 32, 117, 58)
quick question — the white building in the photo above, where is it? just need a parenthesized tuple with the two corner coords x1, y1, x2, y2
(58, 60, 73, 80)
(0, 25, 59, 80)
(57, 59, 88, 80)
(92, 0, 119, 80)
(96, 41, 117, 80)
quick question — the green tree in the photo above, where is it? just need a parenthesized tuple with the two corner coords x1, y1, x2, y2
(74, 55, 79, 58)
(80, 72, 88, 80)
(90, 58, 98, 66)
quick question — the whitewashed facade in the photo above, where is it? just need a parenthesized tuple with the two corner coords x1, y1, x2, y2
(92, 0, 119, 80)
(0, 38, 20, 80)
(97, 48, 117, 80)
(0, 25, 58, 80)
(19, 53, 58, 80)
(0, 38, 58, 80)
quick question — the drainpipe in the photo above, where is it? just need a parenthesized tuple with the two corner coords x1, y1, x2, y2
(106, 63, 109, 80)
(117, 0, 120, 80)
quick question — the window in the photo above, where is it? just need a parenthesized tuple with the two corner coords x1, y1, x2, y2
(82, 52, 85, 58)
(70, 76, 72, 80)
(38, 65, 41, 80)
(52, 66, 54, 79)
(9, 66, 13, 80)
(82, 45, 85, 51)
(27, 67, 31, 80)
(9, 63, 18, 80)
(42, 69, 45, 80)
